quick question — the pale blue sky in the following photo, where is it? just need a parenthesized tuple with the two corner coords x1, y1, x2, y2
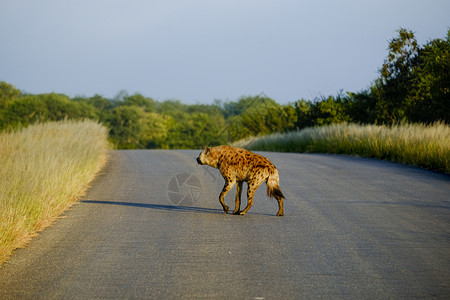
(1, 0, 449, 104)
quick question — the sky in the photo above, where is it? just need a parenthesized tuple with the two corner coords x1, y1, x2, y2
(1, 0, 449, 104)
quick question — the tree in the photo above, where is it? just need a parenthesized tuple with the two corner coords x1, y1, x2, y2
(310, 96, 351, 126)
(293, 95, 351, 129)
(381, 29, 418, 82)
(293, 99, 313, 129)
(144, 112, 170, 149)
(0, 82, 22, 130)
(74, 94, 113, 112)
(0, 81, 21, 107)
(346, 91, 377, 124)
(375, 28, 418, 123)
(106, 106, 147, 149)
(407, 29, 450, 123)
(120, 93, 156, 112)
(226, 96, 293, 141)
(3, 96, 48, 128)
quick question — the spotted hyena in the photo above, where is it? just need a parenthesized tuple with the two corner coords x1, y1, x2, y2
(196, 145, 285, 216)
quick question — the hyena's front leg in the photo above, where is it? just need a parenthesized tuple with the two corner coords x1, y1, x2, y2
(219, 180, 235, 214)
(232, 181, 243, 215)
(240, 180, 263, 215)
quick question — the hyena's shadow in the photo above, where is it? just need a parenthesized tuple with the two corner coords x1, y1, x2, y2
(82, 200, 273, 216)
(83, 200, 224, 214)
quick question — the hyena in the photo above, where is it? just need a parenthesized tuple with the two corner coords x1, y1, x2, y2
(196, 145, 285, 216)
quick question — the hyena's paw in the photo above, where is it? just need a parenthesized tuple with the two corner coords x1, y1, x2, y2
(222, 206, 229, 214)
(239, 211, 247, 216)
(276, 211, 284, 216)
(232, 210, 240, 215)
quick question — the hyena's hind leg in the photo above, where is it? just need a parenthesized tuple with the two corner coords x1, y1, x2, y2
(275, 194, 284, 216)
(232, 181, 243, 215)
(219, 180, 235, 214)
(239, 179, 264, 215)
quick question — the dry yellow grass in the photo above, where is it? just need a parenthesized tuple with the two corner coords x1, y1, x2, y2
(0, 120, 110, 265)
(234, 122, 450, 173)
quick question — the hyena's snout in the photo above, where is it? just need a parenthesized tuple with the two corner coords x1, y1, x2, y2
(196, 157, 203, 165)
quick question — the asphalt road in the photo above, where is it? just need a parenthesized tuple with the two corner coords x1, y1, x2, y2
(1, 150, 449, 299)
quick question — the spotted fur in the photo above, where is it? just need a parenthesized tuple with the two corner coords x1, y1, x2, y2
(196, 145, 284, 216)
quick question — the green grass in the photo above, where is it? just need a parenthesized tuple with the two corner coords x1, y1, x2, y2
(233, 122, 450, 173)
(0, 120, 110, 265)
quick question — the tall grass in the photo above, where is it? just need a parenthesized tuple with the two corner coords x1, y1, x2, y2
(0, 120, 110, 265)
(233, 122, 450, 173)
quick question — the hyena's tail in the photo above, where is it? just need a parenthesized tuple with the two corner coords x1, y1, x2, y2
(266, 168, 285, 199)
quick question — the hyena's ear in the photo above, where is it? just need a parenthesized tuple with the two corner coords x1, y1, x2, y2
(204, 146, 211, 154)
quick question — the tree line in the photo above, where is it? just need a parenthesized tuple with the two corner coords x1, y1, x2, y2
(1, 28, 448, 149)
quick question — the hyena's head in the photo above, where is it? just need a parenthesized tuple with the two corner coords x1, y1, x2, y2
(196, 146, 219, 168)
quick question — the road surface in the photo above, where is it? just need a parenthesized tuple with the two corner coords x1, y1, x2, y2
(1, 150, 449, 299)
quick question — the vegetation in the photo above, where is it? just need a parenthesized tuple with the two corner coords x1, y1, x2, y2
(233, 122, 450, 173)
(0, 120, 110, 264)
